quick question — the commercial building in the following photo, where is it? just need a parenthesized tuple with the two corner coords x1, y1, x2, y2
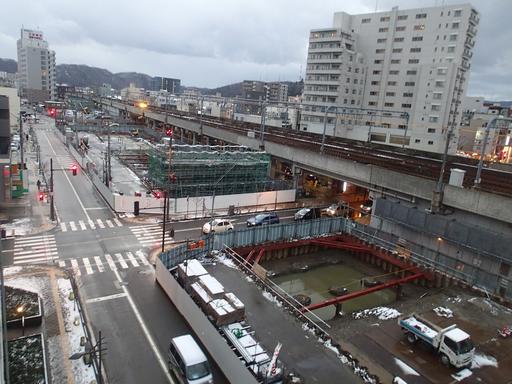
(16, 28, 56, 103)
(242, 81, 289, 103)
(151, 77, 181, 94)
(0, 87, 20, 134)
(301, 4, 479, 154)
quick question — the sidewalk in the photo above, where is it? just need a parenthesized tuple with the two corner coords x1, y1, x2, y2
(0, 124, 56, 237)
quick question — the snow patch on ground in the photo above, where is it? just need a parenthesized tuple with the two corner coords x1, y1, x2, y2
(6, 275, 46, 294)
(353, 306, 401, 320)
(245, 275, 254, 283)
(447, 296, 462, 304)
(262, 291, 283, 307)
(215, 253, 237, 269)
(3, 217, 33, 236)
(394, 358, 420, 376)
(451, 368, 472, 381)
(57, 278, 96, 383)
(472, 352, 498, 369)
(393, 377, 408, 384)
(3, 266, 24, 276)
(433, 306, 453, 318)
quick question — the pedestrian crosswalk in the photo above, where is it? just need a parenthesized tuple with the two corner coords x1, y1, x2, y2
(60, 218, 123, 232)
(13, 234, 59, 265)
(129, 223, 175, 248)
(57, 251, 150, 276)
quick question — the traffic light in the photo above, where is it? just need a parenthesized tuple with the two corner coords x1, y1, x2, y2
(48, 108, 56, 117)
(166, 128, 173, 137)
(155, 191, 161, 199)
(71, 164, 77, 176)
(38, 192, 44, 201)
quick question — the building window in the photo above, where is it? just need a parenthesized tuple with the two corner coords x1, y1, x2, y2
(386, 92, 396, 97)
(435, 80, 445, 88)
(414, 24, 426, 31)
(380, 16, 390, 22)
(384, 102, 394, 107)
(370, 91, 379, 96)
(368, 101, 377, 106)
(428, 116, 439, 123)
(403, 92, 413, 97)
(449, 34, 458, 41)
(433, 92, 443, 100)
(391, 59, 401, 64)
(412, 36, 423, 41)
(408, 59, 420, 64)
(415, 139, 421, 143)
(428, 128, 436, 133)
(397, 15, 408, 20)
(346, 77, 351, 83)
(447, 46, 456, 53)
(396, 26, 406, 31)
(416, 13, 427, 19)
(431, 105, 440, 111)
(406, 70, 417, 75)
(377, 38, 387, 43)
(428, 140, 434, 145)
(402, 103, 412, 108)
(373, 70, 381, 75)
(362, 18, 371, 23)
(376, 48, 385, 54)
(389, 70, 399, 75)
(393, 48, 403, 53)
(410, 47, 421, 53)
(437, 68, 448, 75)
(452, 22, 460, 29)
(394, 37, 405, 42)
(374, 59, 383, 64)
(371, 81, 380, 85)
(351, 99, 355, 105)
(405, 81, 415, 86)
(387, 81, 397, 86)
(454, 9, 462, 17)
(379, 27, 389, 32)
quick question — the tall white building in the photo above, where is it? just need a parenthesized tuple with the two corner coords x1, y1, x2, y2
(16, 28, 56, 103)
(301, 4, 479, 154)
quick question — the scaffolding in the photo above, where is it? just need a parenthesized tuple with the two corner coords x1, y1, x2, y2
(148, 145, 287, 198)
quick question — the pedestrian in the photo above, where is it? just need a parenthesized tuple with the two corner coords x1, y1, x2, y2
(169, 227, 175, 238)
(36, 179, 41, 191)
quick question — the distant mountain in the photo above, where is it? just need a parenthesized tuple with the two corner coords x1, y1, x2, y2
(206, 80, 304, 98)
(0, 58, 17, 73)
(57, 64, 153, 89)
(486, 101, 512, 108)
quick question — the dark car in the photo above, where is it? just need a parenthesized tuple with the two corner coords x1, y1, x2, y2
(360, 199, 373, 215)
(246, 212, 280, 227)
(294, 207, 321, 221)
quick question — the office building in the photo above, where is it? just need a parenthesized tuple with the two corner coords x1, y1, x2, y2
(301, 4, 479, 154)
(242, 80, 289, 103)
(151, 77, 181, 94)
(16, 28, 56, 103)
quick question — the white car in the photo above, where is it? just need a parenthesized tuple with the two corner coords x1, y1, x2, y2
(202, 219, 234, 234)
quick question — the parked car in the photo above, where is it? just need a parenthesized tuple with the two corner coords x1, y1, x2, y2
(321, 203, 343, 217)
(294, 207, 321, 221)
(202, 219, 234, 234)
(360, 200, 373, 215)
(246, 212, 280, 227)
(168, 334, 213, 384)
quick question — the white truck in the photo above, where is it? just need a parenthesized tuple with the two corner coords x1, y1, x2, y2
(398, 313, 474, 368)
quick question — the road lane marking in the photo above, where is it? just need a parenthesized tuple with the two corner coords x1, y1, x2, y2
(15, 239, 56, 248)
(14, 248, 58, 256)
(43, 131, 92, 222)
(135, 250, 149, 266)
(61, 222, 67, 232)
(70, 221, 77, 231)
(113, 218, 123, 227)
(111, 267, 174, 383)
(83, 257, 94, 274)
(70, 259, 81, 276)
(106, 219, 114, 228)
(13, 253, 58, 263)
(115, 253, 128, 269)
(84, 207, 110, 210)
(94, 256, 105, 273)
(96, 219, 105, 229)
(126, 252, 139, 267)
(104, 254, 117, 271)
(79, 220, 87, 230)
(88, 219, 96, 230)
(86, 292, 127, 304)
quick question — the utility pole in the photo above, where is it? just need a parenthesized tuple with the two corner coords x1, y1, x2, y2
(259, 102, 266, 149)
(107, 122, 111, 185)
(161, 190, 167, 253)
(199, 96, 204, 137)
(50, 158, 55, 221)
(19, 112, 24, 171)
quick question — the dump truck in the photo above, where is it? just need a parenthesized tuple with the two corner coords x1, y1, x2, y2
(398, 313, 474, 368)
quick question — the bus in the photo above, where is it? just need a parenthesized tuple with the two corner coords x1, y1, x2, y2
(44, 101, 66, 117)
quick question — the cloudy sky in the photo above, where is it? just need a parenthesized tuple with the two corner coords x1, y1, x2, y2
(1, 0, 511, 98)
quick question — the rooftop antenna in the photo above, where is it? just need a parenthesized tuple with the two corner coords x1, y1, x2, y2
(375, 0, 378, 12)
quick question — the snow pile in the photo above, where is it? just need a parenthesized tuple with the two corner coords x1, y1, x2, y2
(433, 306, 453, 318)
(447, 296, 462, 304)
(245, 275, 254, 283)
(3, 266, 24, 276)
(451, 368, 472, 381)
(215, 253, 237, 269)
(393, 377, 408, 384)
(472, 352, 498, 369)
(394, 358, 420, 376)
(262, 291, 283, 307)
(3, 217, 33, 236)
(353, 306, 401, 320)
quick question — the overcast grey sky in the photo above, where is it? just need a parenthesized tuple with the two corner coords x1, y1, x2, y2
(1, 0, 511, 98)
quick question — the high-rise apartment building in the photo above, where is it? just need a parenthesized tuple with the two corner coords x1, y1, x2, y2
(151, 76, 181, 94)
(301, 4, 479, 154)
(242, 80, 288, 103)
(16, 28, 56, 103)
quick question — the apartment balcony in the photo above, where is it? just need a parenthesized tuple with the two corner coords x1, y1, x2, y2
(469, 13, 480, 25)
(310, 35, 343, 42)
(308, 47, 344, 53)
(307, 58, 342, 64)
(304, 79, 341, 86)
(467, 26, 477, 36)
(303, 90, 339, 97)
(306, 68, 342, 74)
(465, 39, 475, 48)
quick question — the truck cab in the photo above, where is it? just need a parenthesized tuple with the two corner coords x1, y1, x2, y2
(437, 328, 474, 368)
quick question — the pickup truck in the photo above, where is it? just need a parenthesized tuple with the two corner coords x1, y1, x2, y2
(398, 313, 474, 368)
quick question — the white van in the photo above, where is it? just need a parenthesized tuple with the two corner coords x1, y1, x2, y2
(168, 335, 213, 384)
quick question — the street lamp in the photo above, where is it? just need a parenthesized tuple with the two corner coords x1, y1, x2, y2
(321, 106, 337, 153)
(16, 306, 25, 336)
(138, 102, 148, 119)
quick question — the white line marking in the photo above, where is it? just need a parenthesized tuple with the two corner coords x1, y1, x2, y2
(104, 254, 117, 271)
(135, 250, 149, 266)
(96, 219, 105, 229)
(88, 219, 96, 230)
(58, 260, 66, 268)
(14, 235, 52, 241)
(86, 292, 127, 304)
(14, 256, 59, 264)
(126, 252, 139, 267)
(79, 220, 87, 230)
(84, 207, 110, 210)
(70, 221, 77, 231)
(112, 268, 173, 383)
(94, 256, 105, 273)
(15, 240, 56, 248)
(43, 131, 92, 222)
(115, 253, 128, 269)
(106, 219, 114, 228)
(14, 251, 59, 260)
(14, 248, 58, 256)
(83, 257, 94, 274)
(70, 259, 81, 276)
(114, 218, 123, 227)
(61, 223, 68, 232)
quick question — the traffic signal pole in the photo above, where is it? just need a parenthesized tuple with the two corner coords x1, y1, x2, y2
(50, 158, 55, 221)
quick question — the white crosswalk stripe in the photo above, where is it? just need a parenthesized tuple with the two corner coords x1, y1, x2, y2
(13, 234, 59, 264)
(129, 223, 175, 248)
(57, 252, 150, 276)
(57, 218, 124, 232)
